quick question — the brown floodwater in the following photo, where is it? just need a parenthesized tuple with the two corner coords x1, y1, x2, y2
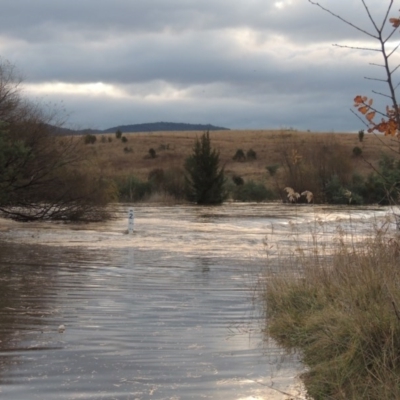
(0, 203, 395, 400)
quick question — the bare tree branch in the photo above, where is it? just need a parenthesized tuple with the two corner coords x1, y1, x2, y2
(380, 0, 395, 31)
(369, 62, 385, 67)
(350, 108, 369, 127)
(364, 76, 388, 83)
(360, 0, 382, 34)
(332, 43, 381, 52)
(391, 63, 400, 75)
(388, 43, 400, 58)
(372, 90, 393, 99)
(308, 0, 378, 39)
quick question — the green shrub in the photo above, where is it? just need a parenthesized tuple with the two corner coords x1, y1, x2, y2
(358, 129, 364, 142)
(232, 180, 274, 202)
(266, 164, 279, 176)
(117, 176, 153, 202)
(363, 154, 400, 204)
(84, 133, 97, 144)
(233, 149, 246, 161)
(232, 175, 244, 186)
(325, 175, 353, 204)
(246, 148, 257, 160)
(115, 129, 122, 139)
(353, 146, 362, 156)
(121, 136, 128, 143)
(149, 148, 156, 158)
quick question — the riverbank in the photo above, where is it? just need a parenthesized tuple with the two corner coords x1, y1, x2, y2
(263, 211, 400, 399)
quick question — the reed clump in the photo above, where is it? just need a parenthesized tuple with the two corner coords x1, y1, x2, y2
(264, 228, 400, 399)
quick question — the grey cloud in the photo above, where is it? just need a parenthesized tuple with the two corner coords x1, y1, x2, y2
(0, 0, 394, 43)
(1, 0, 398, 131)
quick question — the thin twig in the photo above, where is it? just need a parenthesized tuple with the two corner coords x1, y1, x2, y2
(333, 44, 381, 52)
(392, 301, 400, 322)
(308, 0, 378, 39)
(372, 90, 392, 99)
(350, 108, 369, 127)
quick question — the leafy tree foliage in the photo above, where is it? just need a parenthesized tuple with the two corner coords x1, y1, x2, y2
(184, 131, 226, 204)
(0, 59, 116, 221)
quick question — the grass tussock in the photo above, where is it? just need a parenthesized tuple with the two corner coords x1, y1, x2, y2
(264, 228, 400, 400)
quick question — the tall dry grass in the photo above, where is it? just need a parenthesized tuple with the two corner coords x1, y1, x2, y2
(262, 217, 400, 399)
(78, 129, 396, 184)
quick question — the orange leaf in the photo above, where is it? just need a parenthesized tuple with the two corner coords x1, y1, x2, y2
(354, 95, 363, 104)
(368, 98, 373, 106)
(358, 106, 368, 114)
(366, 111, 376, 122)
(390, 17, 400, 28)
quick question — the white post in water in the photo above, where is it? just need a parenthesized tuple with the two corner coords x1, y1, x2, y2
(128, 208, 134, 234)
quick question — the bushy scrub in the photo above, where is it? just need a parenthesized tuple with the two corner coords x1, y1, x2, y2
(148, 167, 186, 199)
(363, 154, 400, 205)
(232, 180, 274, 202)
(278, 135, 352, 203)
(266, 164, 280, 177)
(117, 175, 153, 202)
(246, 148, 257, 160)
(353, 146, 362, 157)
(324, 175, 353, 204)
(83, 133, 96, 144)
(232, 175, 244, 186)
(263, 230, 400, 400)
(233, 149, 246, 161)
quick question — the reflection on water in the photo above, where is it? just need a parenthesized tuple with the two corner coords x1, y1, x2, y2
(0, 203, 396, 399)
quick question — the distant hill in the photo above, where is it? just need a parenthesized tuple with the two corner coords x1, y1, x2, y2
(102, 122, 230, 134)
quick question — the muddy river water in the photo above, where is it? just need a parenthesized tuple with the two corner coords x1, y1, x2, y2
(0, 203, 396, 400)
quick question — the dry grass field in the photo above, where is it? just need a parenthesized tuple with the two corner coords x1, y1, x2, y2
(83, 129, 399, 187)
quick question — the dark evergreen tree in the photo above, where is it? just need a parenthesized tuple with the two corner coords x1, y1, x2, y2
(184, 131, 226, 204)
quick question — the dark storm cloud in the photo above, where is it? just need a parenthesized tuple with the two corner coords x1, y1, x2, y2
(0, 0, 391, 42)
(0, 0, 398, 130)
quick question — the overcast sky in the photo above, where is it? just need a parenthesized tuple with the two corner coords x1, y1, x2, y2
(0, 0, 399, 131)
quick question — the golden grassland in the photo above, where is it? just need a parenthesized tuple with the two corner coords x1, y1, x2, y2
(82, 129, 399, 185)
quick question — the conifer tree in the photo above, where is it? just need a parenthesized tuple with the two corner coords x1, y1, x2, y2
(184, 131, 226, 204)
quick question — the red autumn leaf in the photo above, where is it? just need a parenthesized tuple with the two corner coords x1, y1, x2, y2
(390, 17, 400, 28)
